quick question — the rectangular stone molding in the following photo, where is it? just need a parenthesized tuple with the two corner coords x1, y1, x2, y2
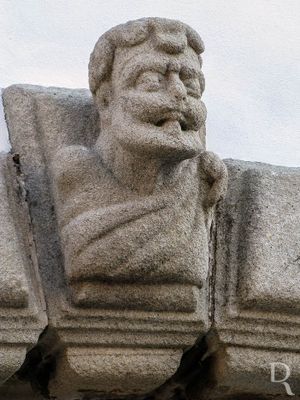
(0, 156, 28, 309)
(212, 159, 300, 398)
(2, 84, 212, 396)
(49, 347, 182, 398)
(0, 153, 47, 385)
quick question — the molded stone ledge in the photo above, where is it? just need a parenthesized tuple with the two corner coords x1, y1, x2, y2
(71, 282, 198, 312)
(50, 347, 182, 398)
(0, 153, 47, 386)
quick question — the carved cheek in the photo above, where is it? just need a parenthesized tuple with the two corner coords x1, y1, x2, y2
(119, 91, 171, 118)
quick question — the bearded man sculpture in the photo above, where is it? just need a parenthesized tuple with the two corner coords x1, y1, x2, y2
(52, 18, 227, 308)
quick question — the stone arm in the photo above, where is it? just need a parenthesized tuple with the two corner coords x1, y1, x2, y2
(199, 151, 228, 208)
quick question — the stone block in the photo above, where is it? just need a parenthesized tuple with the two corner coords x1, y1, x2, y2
(0, 153, 47, 385)
(211, 159, 300, 398)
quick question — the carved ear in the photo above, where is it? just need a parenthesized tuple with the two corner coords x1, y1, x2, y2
(95, 81, 112, 109)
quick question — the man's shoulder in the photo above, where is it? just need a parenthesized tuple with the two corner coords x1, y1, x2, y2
(51, 145, 101, 186)
(53, 144, 96, 164)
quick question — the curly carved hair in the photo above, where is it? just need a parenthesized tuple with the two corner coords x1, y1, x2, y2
(88, 17, 204, 96)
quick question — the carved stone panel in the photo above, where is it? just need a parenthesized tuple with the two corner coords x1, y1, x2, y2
(0, 153, 47, 385)
(212, 159, 300, 398)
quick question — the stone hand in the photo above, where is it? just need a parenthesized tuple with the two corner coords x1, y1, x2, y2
(199, 151, 228, 208)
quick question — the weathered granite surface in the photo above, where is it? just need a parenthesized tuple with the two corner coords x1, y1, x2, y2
(0, 16, 299, 400)
(207, 159, 300, 399)
(1, 18, 227, 398)
(0, 153, 47, 387)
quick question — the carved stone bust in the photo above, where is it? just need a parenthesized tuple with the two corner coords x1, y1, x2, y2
(51, 17, 228, 307)
(3, 16, 298, 400)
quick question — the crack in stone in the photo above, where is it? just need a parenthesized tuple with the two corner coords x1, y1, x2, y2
(16, 326, 60, 399)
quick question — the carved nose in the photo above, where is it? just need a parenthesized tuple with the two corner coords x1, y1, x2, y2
(169, 74, 187, 101)
(173, 83, 187, 101)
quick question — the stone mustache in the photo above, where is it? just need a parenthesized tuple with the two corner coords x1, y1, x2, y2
(51, 18, 228, 306)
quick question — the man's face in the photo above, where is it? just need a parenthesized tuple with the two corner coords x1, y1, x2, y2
(107, 41, 206, 160)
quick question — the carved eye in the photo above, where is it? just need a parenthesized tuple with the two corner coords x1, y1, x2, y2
(135, 71, 164, 92)
(183, 78, 202, 98)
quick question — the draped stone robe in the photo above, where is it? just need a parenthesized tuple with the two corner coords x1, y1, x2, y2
(52, 144, 211, 301)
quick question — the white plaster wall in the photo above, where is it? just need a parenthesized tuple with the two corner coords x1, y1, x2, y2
(0, 0, 299, 166)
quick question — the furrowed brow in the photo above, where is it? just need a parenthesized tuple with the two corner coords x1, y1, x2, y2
(122, 59, 167, 86)
(180, 65, 202, 79)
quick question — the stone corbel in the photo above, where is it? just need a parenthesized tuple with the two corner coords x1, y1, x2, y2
(2, 78, 221, 397)
(2, 81, 299, 400)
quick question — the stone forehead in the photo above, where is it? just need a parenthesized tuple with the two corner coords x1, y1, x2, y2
(112, 45, 202, 87)
(89, 17, 204, 95)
